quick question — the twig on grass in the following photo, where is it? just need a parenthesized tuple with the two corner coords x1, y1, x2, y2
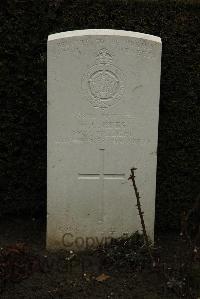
(129, 167, 155, 265)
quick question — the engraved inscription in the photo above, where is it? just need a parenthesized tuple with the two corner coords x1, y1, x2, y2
(73, 114, 135, 144)
(82, 49, 125, 109)
(55, 38, 157, 60)
(55, 113, 151, 145)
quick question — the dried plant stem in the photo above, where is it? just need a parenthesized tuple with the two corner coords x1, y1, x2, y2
(129, 167, 154, 264)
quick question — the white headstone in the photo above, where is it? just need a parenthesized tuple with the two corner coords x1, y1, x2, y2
(47, 29, 162, 250)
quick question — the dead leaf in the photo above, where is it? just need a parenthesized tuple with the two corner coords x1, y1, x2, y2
(95, 273, 110, 282)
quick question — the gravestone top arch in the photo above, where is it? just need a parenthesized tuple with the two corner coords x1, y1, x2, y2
(48, 29, 161, 43)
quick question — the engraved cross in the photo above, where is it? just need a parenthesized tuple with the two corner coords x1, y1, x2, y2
(78, 149, 125, 221)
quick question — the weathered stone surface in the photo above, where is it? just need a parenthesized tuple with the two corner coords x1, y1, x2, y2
(47, 29, 162, 250)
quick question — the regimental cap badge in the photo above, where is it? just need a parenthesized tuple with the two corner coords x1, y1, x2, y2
(82, 48, 125, 109)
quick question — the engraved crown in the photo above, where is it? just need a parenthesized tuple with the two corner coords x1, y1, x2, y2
(96, 48, 112, 65)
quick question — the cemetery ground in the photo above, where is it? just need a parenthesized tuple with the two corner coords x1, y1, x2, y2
(0, 217, 199, 298)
